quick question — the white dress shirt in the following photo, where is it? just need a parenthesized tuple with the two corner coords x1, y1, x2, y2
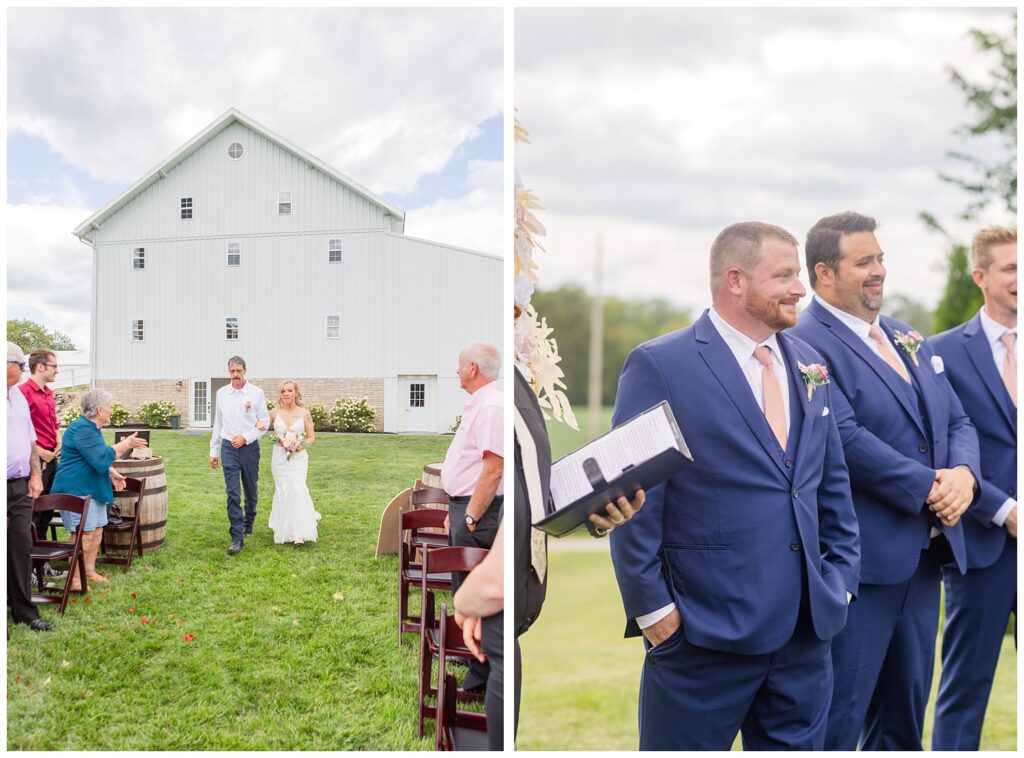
(813, 294, 885, 356)
(637, 308, 794, 631)
(209, 381, 270, 457)
(977, 307, 1017, 527)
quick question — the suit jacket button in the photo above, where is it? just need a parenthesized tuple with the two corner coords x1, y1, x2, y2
(1010, 486, 1016, 496)
(790, 542, 801, 551)
(784, 460, 793, 469)
(918, 443, 928, 453)
(792, 490, 799, 499)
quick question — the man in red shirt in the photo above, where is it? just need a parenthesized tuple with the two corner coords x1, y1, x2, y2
(19, 349, 62, 549)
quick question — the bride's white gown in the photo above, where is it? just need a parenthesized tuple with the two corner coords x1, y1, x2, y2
(267, 414, 321, 543)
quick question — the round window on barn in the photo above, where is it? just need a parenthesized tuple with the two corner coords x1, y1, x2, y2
(228, 142, 244, 160)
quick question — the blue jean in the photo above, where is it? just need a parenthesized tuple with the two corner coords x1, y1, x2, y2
(222, 439, 260, 541)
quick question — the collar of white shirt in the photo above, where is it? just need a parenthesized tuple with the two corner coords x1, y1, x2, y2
(707, 306, 784, 367)
(813, 294, 878, 344)
(978, 306, 1017, 353)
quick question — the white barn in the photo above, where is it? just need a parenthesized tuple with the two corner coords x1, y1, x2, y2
(73, 109, 501, 433)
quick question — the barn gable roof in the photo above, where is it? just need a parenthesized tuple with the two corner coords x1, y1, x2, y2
(73, 108, 405, 240)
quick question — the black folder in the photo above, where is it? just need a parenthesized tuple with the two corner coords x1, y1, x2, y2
(533, 401, 693, 537)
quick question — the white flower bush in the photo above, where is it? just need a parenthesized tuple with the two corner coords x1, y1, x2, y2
(329, 397, 377, 433)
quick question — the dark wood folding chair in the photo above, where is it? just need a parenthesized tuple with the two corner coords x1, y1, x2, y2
(398, 508, 453, 644)
(436, 668, 488, 750)
(98, 477, 146, 572)
(30, 494, 89, 614)
(409, 486, 450, 550)
(416, 546, 489, 738)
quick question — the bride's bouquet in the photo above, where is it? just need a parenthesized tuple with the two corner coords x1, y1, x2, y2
(270, 430, 306, 460)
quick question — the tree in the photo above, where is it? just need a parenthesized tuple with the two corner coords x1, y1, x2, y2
(941, 19, 1017, 219)
(531, 285, 690, 406)
(932, 242, 985, 334)
(6, 319, 76, 351)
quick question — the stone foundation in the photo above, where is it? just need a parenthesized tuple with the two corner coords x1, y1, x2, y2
(94, 377, 385, 431)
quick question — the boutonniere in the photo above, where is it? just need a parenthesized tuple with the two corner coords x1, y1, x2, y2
(892, 330, 924, 367)
(797, 362, 830, 402)
(245, 401, 252, 412)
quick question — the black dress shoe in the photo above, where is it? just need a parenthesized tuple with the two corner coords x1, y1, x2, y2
(227, 540, 244, 555)
(244, 524, 254, 536)
(26, 619, 54, 632)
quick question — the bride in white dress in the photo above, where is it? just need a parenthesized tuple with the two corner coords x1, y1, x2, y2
(266, 380, 321, 545)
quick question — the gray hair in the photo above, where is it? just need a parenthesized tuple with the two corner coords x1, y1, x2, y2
(227, 355, 246, 370)
(460, 342, 501, 380)
(7, 341, 25, 363)
(81, 388, 114, 418)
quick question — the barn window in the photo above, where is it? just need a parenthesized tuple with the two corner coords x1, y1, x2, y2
(133, 247, 146, 270)
(132, 320, 144, 341)
(326, 315, 341, 339)
(278, 191, 292, 215)
(226, 317, 239, 340)
(181, 197, 193, 219)
(227, 142, 244, 160)
(328, 239, 343, 263)
(227, 243, 241, 267)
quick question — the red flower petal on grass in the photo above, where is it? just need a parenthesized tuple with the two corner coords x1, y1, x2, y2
(15, 676, 21, 682)
(84, 597, 93, 603)
(131, 592, 137, 599)
(97, 625, 106, 631)
(140, 617, 150, 625)
(183, 634, 194, 642)
(178, 578, 185, 584)
(128, 607, 135, 613)
(99, 593, 108, 600)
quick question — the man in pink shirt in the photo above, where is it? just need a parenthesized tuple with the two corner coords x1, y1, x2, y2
(441, 341, 503, 693)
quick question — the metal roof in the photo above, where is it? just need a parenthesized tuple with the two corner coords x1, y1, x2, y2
(72, 108, 405, 240)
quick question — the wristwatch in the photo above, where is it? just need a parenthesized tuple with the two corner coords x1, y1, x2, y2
(465, 513, 478, 527)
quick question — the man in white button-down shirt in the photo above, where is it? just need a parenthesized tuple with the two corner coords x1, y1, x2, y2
(209, 356, 270, 555)
(929, 226, 1017, 750)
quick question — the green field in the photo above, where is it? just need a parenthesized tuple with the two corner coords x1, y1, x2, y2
(7, 430, 453, 750)
(518, 546, 1017, 751)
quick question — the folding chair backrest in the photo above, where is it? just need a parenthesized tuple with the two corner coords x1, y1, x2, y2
(410, 486, 449, 507)
(33, 493, 88, 516)
(423, 545, 488, 576)
(400, 507, 448, 533)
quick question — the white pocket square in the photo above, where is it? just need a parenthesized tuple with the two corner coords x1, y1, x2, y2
(821, 407, 830, 417)
(931, 355, 945, 373)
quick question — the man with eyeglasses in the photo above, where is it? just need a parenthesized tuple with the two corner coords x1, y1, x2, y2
(7, 342, 54, 630)
(19, 349, 64, 566)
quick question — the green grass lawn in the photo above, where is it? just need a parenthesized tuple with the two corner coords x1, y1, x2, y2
(518, 547, 1017, 751)
(7, 430, 453, 750)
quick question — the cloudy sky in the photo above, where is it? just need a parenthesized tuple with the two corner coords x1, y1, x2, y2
(516, 7, 1016, 319)
(7, 7, 502, 350)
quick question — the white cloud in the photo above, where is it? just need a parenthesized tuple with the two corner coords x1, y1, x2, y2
(404, 160, 503, 256)
(8, 7, 502, 196)
(516, 7, 1016, 313)
(7, 203, 95, 349)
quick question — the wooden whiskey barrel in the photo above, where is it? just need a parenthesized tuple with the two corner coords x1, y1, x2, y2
(109, 456, 168, 553)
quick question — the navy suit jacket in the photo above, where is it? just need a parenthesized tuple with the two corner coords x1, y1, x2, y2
(930, 313, 1017, 570)
(609, 311, 860, 655)
(791, 299, 980, 585)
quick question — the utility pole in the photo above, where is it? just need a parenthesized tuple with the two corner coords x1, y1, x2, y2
(587, 233, 604, 439)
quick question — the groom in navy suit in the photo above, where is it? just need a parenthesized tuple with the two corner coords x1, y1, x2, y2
(930, 226, 1017, 750)
(791, 211, 981, 750)
(610, 221, 860, 750)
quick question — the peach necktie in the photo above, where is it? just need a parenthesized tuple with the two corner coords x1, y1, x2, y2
(868, 325, 910, 383)
(753, 346, 787, 450)
(1000, 333, 1016, 407)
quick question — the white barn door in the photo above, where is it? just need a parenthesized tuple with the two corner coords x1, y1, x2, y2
(190, 378, 211, 428)
(399, 375, 435, 433)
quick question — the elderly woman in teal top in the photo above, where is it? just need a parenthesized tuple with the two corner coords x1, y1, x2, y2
(51, 389, 146, 588)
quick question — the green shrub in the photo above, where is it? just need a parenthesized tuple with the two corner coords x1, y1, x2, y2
(110, 402, 131, 426)
(449, 414, 462, 433)
(266, 398, 275, 411)
(329, 397, 377, 433)
(307, 403, 331, 431)
(61, 405, 83, 425)
(137, 400, 179, 428)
